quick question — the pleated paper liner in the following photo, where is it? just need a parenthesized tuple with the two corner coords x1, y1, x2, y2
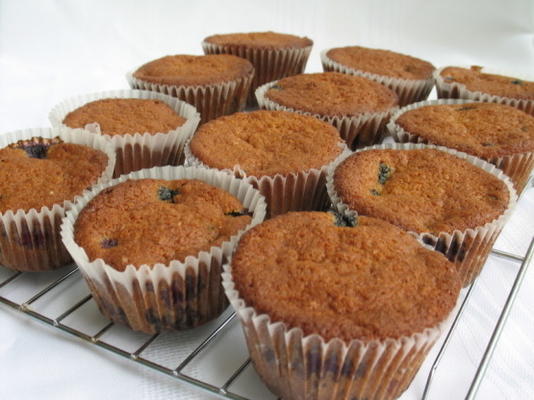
(60, 166, 267, 334)
(256, 80, 396, 150)
(321, 49, 435, 107)
(0, 128, 116, 272)
(126, 70, 253, 123)
(326, 143, 517, 287)
(49, 89, 200, 178)
(185, 139, 350, 218)
(223, 261, 450, 400)
(434, 66, 534, 116)
(202, 40, 312, 106)
(387, 98, 534, 194)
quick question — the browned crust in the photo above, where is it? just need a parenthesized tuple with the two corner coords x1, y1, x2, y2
(327, 46, 435, 80)
(265, 72, 399, 116)
(204, 31, 312, 49)
(440, 66, 534, 100)
(190, 110, 343, 177)
(74, 179, 251, 271)
(133, 54, 254, 86)
(0, 138, 108, 213)
(232, 212, 460, 341)
(333, 149, 509, 234)
(396, 102, 534, 158)
(63, 98, 186, 136)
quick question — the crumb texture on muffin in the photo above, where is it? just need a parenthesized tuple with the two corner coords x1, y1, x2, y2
(396, 102, 534, 158)
(440, 66, 534, 100)
(0, 138, 108, 213)
(334, 149, 509, 234)
(204, 31, 312, 49)
(327, 46, 435, 80)
(232, 212, 461, 341)
(190, 110, 343, 176)
(133, 54, 254, 86)
(63, 98, 186, 136)
(74, 179, 251, 271)
(265, 72, 398, 116)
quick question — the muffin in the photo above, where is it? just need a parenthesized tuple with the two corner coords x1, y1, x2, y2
(50, 90, 200, 177)
(0, 128, 115, 271)
(186, 110, 346, 217)
(60, 166, 267, 334)
(321, 46, 435, 105)
(328, 144, 516, 286)
(128, 54, 254, 122)
(203, 31, 313, 106)
(223, 211, 461, 400)
(256, 72, 398, 149)
(388, 99, 534, 193)
(435, 65, 534, 116)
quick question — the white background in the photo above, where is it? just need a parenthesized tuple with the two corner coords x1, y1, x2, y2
(0, 0, 533, 399)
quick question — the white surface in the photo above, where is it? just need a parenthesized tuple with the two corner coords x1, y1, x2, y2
(0, 0, 533, 399)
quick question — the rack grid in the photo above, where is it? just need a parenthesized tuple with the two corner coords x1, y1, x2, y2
(0, 238, 533, 399)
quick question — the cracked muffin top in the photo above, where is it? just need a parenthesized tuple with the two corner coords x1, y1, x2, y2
(133, 54, 254, 86)
(0, 137, 108, 213)
(439, 66, 534, 100)
(326, 46, 435, 80)
(333, 149, 510, 234)
(204, 31, 312, 49)
(189, 110, 343, 177)
(63, 98, 186, 136)
(231, 211, 461, 341)
(264, 72, 398, 116)
(75, 179, 251, 271)
(395, 102, 534, 159)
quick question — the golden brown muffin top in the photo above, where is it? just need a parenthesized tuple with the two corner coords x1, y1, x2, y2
(327, 46, 435, 80)
(264, 72, 398, 116)
(334, 149, 509, 235)
(231, 212, 461, 342)
(440, 66, 534, 100)
(63, 98, 186, 136)
(133, 54, 254, 86)
(0, 137, 108, 213)
(396, 102, 534, 158)
(204, 31, 312, 49)
(75, 179, 251, 271)
(189, 110, 343, 177)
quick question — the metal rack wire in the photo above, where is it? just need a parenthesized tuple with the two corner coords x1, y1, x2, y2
(0, 238, 533, 399)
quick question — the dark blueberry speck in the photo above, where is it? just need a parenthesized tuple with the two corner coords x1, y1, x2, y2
(457, 106, 477, 112)
(370, 189, 381, 196)
(225, 209, 253, 217)
(481, 142, 494, 147)
(329, 210, 358, 227)
(101, 238, 118, 248)
(378, 162, 392, 185)
(21, 143, 51, 159)
(511, 79, 523, 85)
(158, 186, 180, 203)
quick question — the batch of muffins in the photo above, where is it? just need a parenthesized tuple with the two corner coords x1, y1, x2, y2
(1, 31, 534, 399)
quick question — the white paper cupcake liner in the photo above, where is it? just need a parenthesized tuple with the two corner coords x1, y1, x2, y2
(0, 128, 116, 272)
(256, 80, 397, 150)
(222, 261, 450, 400)
(126, 70, 253, 123)
(326, 143, 518, 286)
(49, 89, 200, 178)
(387, 98, 534, 194)
(434, 66, 534, 116)
(321, 49, 435, 107)
(60, 166, 267, 333)
(202, 41, 313, 106)
(185, 139, 350, 218)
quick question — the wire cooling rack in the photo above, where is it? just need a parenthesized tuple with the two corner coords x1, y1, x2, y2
(0, 235, 533, 399)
